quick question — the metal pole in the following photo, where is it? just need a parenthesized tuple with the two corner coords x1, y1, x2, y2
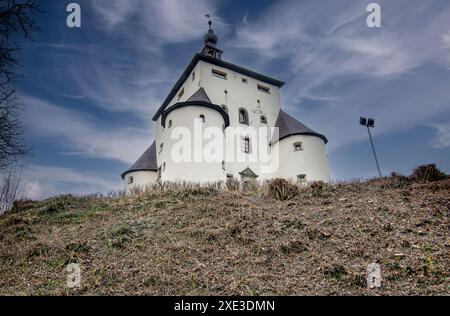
(367, 126, 382, 177)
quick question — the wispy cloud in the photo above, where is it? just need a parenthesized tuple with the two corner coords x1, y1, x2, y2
(229, 0, 450, 151)
(21, 165, 121, 200)
(91, 0, 228, 43)
(429, 122, 450, 149)
(20, 94, 152, 164)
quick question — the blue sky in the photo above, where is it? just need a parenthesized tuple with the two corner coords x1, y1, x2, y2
(15, 0, 450, 198)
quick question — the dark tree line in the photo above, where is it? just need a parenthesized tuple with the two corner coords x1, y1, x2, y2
(0, 0, 39, 173)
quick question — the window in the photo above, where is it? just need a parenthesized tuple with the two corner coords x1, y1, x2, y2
(199, 114, 205, 123)
(127, 176, 134, 185)
(260, 115, 267, 124)
(192, 71, 195, 81)
(157, 167, 161, 181)
(297, 174, 307, 183)
(168, 120, 173, 128)
(257, 84, 270, 94)
(242, 78, 248, 84)
(162, 162, 166, 171)
(159, 143, 164, 153)
(221, 105, 228, 113)
(239, 108, 249, 125)
(241, 137, 251, 153)
(177, 88, 184, 101)
(222, 161, 226, 170)
(294, 142, 303, 151)
(212, 69, 227, 80)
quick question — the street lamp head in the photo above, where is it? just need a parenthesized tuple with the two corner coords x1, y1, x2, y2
(360, 117, 367, 126)
(367, 118, 375, 128)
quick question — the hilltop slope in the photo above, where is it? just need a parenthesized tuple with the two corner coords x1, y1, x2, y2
(0, 178, 449, 295)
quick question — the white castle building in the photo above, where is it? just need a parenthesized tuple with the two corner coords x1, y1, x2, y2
(122, 21, 330, 191)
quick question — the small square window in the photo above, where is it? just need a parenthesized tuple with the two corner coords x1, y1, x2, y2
(242, 78, 248, 84)
(297, 174, 307, 183)
(212, 69, 227, 80)
(127, 176, 134, 184)
(294, 142, 303, 151)
(257, 84, 270, 94)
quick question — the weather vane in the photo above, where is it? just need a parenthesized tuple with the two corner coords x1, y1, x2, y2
(205, 14, 212, 30)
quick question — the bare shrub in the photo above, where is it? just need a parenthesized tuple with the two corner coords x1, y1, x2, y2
(412, 164, 446, 182)
(226, 178, 240, 191)
(268, 178, 298, 201)
(310, 181, 325, 197)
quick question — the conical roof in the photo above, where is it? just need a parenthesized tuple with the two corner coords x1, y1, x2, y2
(186, 87, 212, 103)
(121, 141, 158, 179)
(272, 110, 328, 144)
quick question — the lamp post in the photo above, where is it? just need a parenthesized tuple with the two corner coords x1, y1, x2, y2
(360, 117, 382, 178)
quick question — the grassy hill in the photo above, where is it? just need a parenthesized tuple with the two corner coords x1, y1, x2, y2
(0, 176, 448, 295)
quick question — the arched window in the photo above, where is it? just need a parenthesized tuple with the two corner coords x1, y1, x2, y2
(260, 115, 267, 124)
(293, 142, 303, 151)
(221, 105, 228, 113)
(239, 108, 249, 125)
(199, 114, 205, 123)
(168, 120, 173, 128)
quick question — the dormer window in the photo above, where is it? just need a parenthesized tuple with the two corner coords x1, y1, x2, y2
(294, 142, 303, 151)
(212, 69, 227, 80)
(260, 116, 267, 124)
(257, 84, 270, 94)
(239, 108, 249, 125)
(177, 88, 184, 101)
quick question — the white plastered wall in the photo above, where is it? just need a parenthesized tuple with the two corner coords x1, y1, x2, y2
(123, 171, 158, 193)
(158, 105, 227, 183)
(271, 135, 331, 182)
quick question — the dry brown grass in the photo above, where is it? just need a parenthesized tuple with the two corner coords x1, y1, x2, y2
(0, 177, 449, 296)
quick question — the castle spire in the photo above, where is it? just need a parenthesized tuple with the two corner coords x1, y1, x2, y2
(201, 14, 223, 60)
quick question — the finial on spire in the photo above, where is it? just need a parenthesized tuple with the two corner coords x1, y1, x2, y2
(205, 14, 212, 30)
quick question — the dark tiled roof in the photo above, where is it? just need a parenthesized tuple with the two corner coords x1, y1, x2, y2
(273, 110, 328, 144)
(121, 141, 158, 179)
(239, 167, 258, 178)
(152, 53, 285, 121)
(161, 88, 230, 128)
(186, 87, 212, 103)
